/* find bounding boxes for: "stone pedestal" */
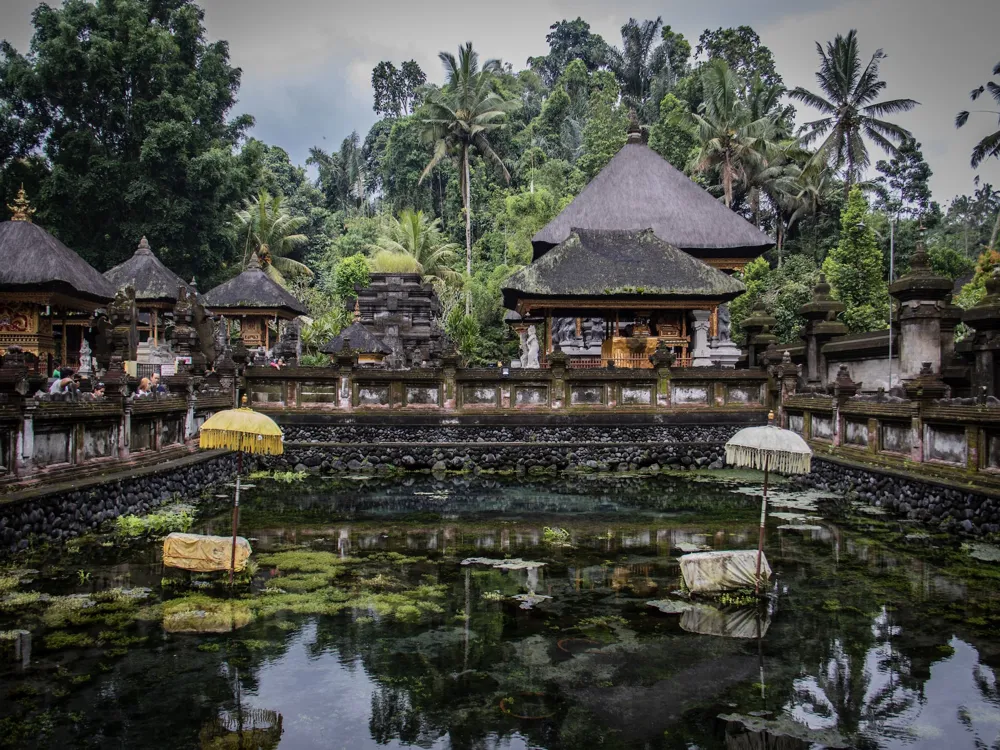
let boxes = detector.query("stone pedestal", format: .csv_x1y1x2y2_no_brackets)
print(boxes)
708,339,741,368
962,269,1000,397
689,310,713,367
799,275,847,386
889,243,952,381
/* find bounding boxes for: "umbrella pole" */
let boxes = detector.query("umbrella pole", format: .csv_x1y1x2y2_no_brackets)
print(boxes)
755,454,770,595
230,451,242,585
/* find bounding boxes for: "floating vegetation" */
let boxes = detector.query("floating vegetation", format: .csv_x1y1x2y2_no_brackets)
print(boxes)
0,592,45,612
257,550,346,573
41,595,96,628
717,590,758,607
249,470,308,483
542,526,572,546
481,591,505,601
162,595,254,633
967,543,1000,562
719,713,849,748
777,524,825,532
115,510,194,538
499,692,557,720
460,558,546,571
43,631,95,650
647,599,691,614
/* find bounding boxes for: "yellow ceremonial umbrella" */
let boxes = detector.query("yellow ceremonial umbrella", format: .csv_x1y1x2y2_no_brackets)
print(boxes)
200,396,283,582
725,411,812,594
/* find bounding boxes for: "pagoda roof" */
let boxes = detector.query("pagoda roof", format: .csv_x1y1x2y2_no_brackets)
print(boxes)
320,321,391,355
503,228,745,311
103,237,196,304
0,219,115,305
203,253,307,317
531,139,773,259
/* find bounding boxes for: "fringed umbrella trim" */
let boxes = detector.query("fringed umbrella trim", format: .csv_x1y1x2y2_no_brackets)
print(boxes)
200,429,284,455
725,444,811,475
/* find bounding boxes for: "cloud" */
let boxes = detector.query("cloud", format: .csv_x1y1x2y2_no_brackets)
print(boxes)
2,0,998,202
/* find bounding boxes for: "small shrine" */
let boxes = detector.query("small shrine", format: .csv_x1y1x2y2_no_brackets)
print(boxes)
353,273,448,368
104,236,198,355
0,187,115,372
502,125,773,368
202,253,307,351
321,303,391,365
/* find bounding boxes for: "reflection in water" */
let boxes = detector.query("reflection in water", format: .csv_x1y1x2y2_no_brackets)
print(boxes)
4,474,1000,749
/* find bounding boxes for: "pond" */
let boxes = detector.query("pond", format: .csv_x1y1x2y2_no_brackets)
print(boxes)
3,471,1000,749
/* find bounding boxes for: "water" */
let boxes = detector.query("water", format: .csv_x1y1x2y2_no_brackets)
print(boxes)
3,472,1000,749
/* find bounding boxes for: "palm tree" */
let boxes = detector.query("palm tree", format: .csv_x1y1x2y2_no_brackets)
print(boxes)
606,18,668,116
789,30,918,197
420,42,517,313
234,190,311,287
368,209,460,289
685,60,780,209
957,61,1000,249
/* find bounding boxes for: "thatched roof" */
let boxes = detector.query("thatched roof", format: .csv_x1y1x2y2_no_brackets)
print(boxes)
320,321,391,354
103,236,195,304
0,220,115,303
202,253,307,316
503,228,745,309
532,139,773,259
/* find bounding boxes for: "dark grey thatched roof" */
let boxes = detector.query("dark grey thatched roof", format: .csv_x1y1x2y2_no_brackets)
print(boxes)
203,253,307,316
532,140,773,258
0,220,115,303
503,228,745,309
103,237,194,303
320,321,391,354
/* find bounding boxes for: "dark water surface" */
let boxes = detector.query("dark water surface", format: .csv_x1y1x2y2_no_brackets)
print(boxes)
3,472,1000,749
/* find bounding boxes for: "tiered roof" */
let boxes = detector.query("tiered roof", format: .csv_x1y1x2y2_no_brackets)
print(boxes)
103,237,196,305
203,253,307,317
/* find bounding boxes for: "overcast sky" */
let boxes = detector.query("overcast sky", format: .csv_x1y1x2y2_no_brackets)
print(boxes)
2,0,998,203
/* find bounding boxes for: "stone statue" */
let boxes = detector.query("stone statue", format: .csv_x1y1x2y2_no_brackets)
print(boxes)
524,326,540,369
78,338,93,376
717,304,731,342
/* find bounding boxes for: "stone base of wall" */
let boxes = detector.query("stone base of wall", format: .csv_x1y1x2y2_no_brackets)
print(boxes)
281,423,739,445
0,454,237,554
268,441,726,475
797,457,1000,536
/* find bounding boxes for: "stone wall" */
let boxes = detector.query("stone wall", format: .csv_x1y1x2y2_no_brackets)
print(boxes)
0,454,237,554
267,441,727,475
280,423,741,445
797,457,999,536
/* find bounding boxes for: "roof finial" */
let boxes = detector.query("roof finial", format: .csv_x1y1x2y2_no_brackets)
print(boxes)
136,236,152,254
353,298,361,322
7,184,35,222
247,252,262,270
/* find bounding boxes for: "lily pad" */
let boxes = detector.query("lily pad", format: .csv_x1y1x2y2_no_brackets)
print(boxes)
461,558,546,571
512,593,552,610
719,713,850,748
968,543,1000,562
646,599,690,614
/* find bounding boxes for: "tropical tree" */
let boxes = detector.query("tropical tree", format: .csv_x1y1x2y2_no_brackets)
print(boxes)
789,30,918,197
368,209,460,289
234,190,311,287
606,17,669,117
957,60,1000,250
685,60,780,208
420,42,518,312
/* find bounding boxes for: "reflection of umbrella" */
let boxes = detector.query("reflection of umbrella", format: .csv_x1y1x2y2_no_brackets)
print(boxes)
200,396,283,582
725,411,812,593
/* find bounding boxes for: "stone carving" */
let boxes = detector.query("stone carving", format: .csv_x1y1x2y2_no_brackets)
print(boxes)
523,326,540,369
717,304,731,341
552,316,603,355
78,339,93,376
167,286,206,373
107,286,138,362
272,319,301,365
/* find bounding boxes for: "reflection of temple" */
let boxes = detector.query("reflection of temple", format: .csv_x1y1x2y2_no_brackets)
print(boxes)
503,125,772,368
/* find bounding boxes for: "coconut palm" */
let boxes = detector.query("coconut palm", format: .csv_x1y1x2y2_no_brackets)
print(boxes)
789,30,918,197
234,190,311,287
685,60,781,209
368,209,460,289
957,61,1000,250
420,42,517,313
606,18,668,116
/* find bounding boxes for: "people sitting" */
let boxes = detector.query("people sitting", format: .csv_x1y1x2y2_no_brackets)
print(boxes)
80,382,106,401
136,377,152,397
269,357,285,370
48,368,77,397
150,372,168,394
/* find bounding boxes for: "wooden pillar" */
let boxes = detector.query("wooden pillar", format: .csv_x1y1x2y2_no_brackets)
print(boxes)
60,315,67,366
546,312,553,355
265,318,271,351
152,310,158,346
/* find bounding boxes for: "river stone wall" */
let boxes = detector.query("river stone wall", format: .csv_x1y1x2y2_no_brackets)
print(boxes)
797,458,1000,537
0,454,238,554
268,441,727,475
280,424,739,445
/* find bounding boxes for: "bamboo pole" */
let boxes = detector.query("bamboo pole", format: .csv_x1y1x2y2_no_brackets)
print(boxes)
755,453,770,595
229,451,242,585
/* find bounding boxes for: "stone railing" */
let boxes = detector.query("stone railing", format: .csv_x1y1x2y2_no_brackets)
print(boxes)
243,363,772,415
0,388,232,486
782,390,1000,492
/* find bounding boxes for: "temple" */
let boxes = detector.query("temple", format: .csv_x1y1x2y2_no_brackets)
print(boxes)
203,253,307,351
503,125,773,368
0,188,115,373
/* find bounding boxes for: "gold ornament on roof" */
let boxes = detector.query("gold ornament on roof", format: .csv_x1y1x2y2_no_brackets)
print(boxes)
7,185,35,222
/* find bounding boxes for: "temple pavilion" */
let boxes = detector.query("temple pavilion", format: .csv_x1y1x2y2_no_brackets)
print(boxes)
503,126,773,368
0,188,115,372
104,236,198,349
203,252,307,350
